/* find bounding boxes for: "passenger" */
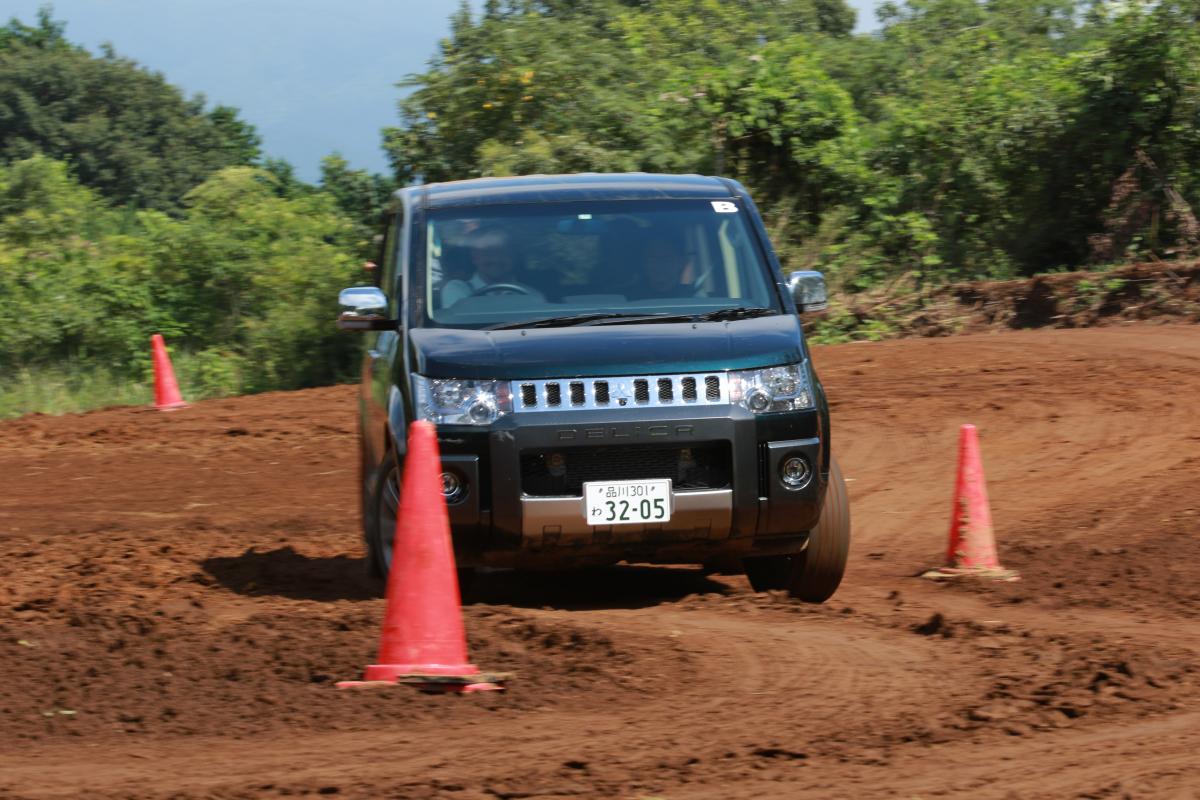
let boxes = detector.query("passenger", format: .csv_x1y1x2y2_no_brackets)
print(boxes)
441,227,545,307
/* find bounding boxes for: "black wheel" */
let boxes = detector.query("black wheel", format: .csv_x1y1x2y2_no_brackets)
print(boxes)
365,448,475,597
787,457,850,602
363,449,399,581
743,457,851,603
359,434,376,572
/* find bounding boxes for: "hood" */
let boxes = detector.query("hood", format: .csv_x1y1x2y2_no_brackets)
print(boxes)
409,315,805,380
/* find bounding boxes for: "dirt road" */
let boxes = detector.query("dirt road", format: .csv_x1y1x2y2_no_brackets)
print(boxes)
1,324,1197,799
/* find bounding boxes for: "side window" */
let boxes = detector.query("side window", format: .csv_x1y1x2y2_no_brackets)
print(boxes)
378,211,403,296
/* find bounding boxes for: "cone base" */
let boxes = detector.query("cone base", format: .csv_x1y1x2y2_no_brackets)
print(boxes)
336,669,508,693
921,565,1020,582
335,680,505,694
154,400,189,411
363,663,479,681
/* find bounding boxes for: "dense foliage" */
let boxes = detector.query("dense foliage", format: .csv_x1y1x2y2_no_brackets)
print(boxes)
4,1,1200,413
387,0,1200,285
0,10,262,211
0,156,361,396
0,11,378,405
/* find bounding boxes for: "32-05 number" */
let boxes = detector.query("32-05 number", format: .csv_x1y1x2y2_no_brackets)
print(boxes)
602,498,667,522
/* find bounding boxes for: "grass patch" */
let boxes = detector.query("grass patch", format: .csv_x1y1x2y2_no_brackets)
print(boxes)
0,364,152,419
0,351,244,420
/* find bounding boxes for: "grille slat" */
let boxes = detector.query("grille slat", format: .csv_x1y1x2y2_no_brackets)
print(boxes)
569,381,585,406
594,381,610,404
681,377,697,401
546,382,562,407
633,379,650,404
705,375,721,401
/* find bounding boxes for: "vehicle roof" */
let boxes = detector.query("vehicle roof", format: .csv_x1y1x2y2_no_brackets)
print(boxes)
407,173,738,209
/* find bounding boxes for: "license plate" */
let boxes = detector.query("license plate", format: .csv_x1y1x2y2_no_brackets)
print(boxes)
584,479,672,525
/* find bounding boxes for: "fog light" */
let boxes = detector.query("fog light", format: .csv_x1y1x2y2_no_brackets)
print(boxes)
780,455,812,490
441,471,464,501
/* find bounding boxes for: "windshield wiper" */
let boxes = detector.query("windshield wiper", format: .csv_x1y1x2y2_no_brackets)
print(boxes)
485,312,686,330
588,307,780,325
580,312,696,326
486,307,778,330
691,307,779,321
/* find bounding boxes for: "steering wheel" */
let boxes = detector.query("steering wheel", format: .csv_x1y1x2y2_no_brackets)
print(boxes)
471,282,536,297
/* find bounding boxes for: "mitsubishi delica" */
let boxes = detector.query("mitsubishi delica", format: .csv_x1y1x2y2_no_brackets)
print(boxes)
337,173,849,602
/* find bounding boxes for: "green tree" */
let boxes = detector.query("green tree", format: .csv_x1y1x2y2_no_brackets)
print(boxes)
319,153,395,254
1051,0,1200,263
384,0,858,183
0,8,261,211
387,0,1200,283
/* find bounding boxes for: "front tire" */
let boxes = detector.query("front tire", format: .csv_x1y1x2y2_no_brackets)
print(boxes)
365,448,475,597
743,457,851,603
363,449,398,581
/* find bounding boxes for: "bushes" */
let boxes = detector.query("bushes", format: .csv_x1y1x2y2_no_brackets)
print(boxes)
0,12,375,416
0,157,361,413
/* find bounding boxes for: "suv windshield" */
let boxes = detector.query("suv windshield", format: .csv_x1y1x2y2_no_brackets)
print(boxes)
418,199,781,329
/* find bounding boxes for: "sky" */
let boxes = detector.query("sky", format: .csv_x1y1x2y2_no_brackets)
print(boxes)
7,0,881,182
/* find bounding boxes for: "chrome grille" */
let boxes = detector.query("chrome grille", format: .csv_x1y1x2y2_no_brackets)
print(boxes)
512,372,730,412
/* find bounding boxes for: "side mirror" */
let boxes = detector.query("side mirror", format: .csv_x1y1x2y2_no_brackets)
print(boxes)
336,286,396,331
787,270,828,315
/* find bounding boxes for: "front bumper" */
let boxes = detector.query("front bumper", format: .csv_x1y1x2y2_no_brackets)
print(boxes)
435,405,826,567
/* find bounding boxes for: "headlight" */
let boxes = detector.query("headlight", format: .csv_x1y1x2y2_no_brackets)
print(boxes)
413,376,513,426
728,363,814,413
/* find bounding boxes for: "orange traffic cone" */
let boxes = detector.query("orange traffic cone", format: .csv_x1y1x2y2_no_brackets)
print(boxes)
922,424,1018,581
338,421,506,693
150,334,188,411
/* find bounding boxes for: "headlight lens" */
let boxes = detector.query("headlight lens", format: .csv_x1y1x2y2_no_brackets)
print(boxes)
728,363,814,413
413,376,512,426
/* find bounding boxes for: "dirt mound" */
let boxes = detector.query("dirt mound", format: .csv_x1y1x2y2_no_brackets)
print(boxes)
956,531,1200,616
821,259,1200,339
906,611,1196,734
0,599,667,746
1,325,1198,798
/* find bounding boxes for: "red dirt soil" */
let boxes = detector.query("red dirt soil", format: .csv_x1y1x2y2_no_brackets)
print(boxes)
1,323,1198,799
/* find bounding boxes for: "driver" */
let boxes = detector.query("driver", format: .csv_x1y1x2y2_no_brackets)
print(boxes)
441,227,545,307
637,236,694,298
